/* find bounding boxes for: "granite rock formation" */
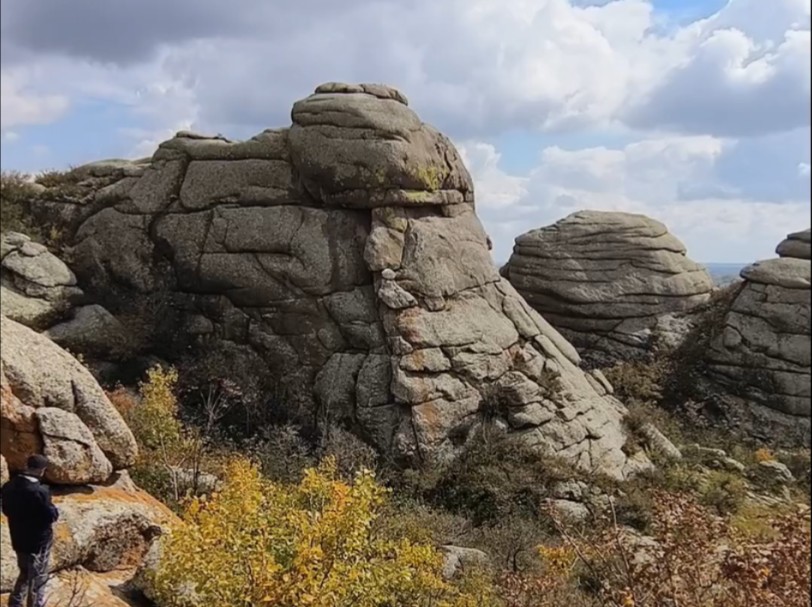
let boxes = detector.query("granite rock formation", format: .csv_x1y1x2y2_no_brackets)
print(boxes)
502,211,714,365
0,232,128,357
0,318,170,605
705,249,811,434
23,83,656,480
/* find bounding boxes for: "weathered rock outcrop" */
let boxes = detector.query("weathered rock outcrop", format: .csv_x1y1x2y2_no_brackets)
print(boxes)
705,253,811,429
776,228,811,260
0,232,82,329
1,315,138,484
502,211,714,364
25,83,654,479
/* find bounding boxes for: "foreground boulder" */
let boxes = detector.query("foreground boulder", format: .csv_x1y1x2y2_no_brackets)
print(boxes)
1,473,173,602
0,315,138,484
24,83,654,479
0,321,169,605
704,250,810,442
502,211,714,364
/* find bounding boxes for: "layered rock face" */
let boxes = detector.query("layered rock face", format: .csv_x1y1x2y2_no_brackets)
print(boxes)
705,248,811,428
502,211,714,364
28,83,650,479
1,232,82,329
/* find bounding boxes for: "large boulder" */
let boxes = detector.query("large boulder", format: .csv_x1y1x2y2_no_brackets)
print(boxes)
25,83,654,479
776,228,810,260
502,211,714,364
0,315,138,483
705,254,811,434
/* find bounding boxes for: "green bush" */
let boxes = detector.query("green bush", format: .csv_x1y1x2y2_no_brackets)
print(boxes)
409,425,583,525
1,170,41,237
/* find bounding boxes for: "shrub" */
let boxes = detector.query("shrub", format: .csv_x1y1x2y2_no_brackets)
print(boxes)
127,366,183,450
603,359,668,408
317,425,380,481
754,447,775,463
175,342,285,437
1,170,42,238
549,491,811,607
699,470,748,516
243,423,315,484
149,457,493,607
418,425,582,525
373,499,471,547
121,365,228,508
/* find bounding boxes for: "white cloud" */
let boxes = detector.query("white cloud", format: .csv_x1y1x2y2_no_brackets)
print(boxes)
0,0,808,264
0,72,68,131
1,0,808,142
458,143,528,209
470,135,809,263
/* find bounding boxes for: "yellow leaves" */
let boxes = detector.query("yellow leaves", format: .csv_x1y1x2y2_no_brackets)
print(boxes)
127,365,183,450
754,447,776,463
150,457,484,607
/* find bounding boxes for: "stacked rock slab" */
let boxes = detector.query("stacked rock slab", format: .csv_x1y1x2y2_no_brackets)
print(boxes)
705,234,811,435
30,83,651,479
502,211,714,365
776,228,811,260
0,232,82,329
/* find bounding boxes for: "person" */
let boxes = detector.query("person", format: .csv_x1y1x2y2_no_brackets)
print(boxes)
1,454,60,607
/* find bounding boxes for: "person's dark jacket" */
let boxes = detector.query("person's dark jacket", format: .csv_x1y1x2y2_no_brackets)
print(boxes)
1,474,60,553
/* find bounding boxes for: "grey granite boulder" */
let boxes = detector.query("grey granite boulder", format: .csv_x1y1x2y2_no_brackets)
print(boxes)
1,315,138,481
502,211,714,364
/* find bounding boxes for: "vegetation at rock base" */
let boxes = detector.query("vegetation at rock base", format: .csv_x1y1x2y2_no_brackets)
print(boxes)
149,457,495,607
106,364,811,607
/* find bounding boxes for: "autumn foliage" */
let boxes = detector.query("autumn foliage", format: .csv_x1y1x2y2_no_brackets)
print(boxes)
496,491,811,607
149,457,493,607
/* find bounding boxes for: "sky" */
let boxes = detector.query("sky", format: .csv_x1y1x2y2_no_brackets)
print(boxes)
0,0,809,264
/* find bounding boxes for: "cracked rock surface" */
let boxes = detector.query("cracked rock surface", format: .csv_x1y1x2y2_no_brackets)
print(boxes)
0,315,138,484
706,252,811,421
26,83,651,479
502,210,714,365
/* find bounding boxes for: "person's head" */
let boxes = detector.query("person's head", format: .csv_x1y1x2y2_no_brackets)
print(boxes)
25,454,49,478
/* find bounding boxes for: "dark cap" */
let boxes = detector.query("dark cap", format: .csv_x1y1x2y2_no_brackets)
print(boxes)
26,454,50,471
